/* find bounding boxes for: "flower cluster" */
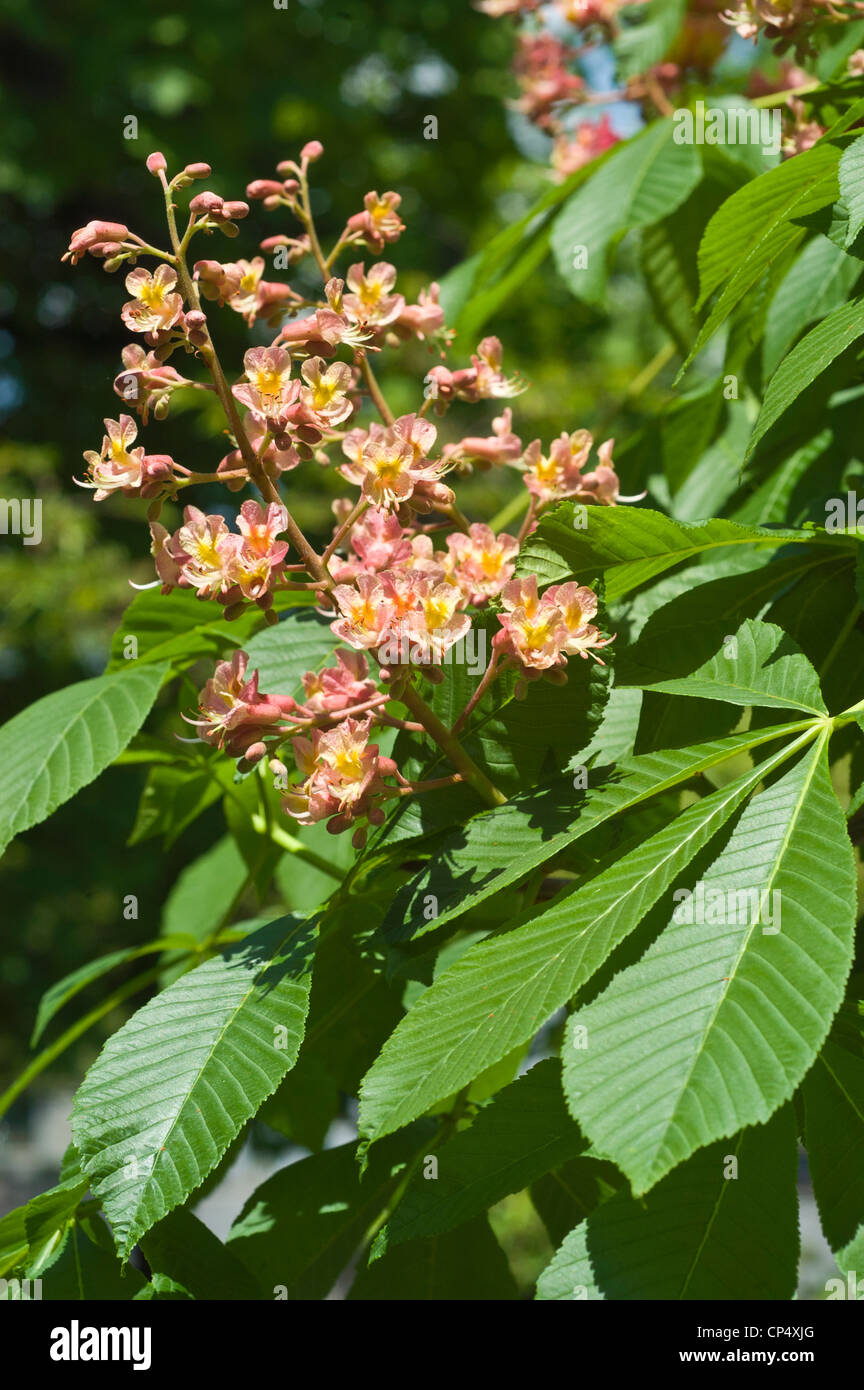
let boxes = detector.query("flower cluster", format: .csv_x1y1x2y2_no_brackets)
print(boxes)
479,0,846,174
63,144,638,834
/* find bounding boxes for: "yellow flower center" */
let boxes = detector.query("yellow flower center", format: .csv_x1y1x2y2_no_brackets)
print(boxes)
139,282,166,309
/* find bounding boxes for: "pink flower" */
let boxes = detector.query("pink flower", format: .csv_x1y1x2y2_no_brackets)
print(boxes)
513,34,584,129
404,581,472,663
331,573,398,649
446,524,519,603
228,501,290,600
327,504,413,581
343,262,405,329
494,575,612,671
121,265,184,341
523,429,593,503
298,650,378,715
171,507,239,598
113,345,189,423
427,338,526,403
189,651,295,755
284,716,397,826
551,116,619,181
232,346,296,421
299,356,355,427
395,283,446,340
442,409,523,469
346,191,405,251
75,415,146,500
340,419,448,510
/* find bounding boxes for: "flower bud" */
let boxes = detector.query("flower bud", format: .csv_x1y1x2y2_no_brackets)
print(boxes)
276,160,299,177
351,824,368,850
184,162,212,179
146,151,167,175
222,200,249,220
154,395,171,421
185,309,207,330
282,179,300,196
264,607,280,627
103,255,125,273
247,179,284,200
301,140,324,162
263,196,283,212
224,601,247,622
241,741,268,767
219,221,240,238
190,191,224,214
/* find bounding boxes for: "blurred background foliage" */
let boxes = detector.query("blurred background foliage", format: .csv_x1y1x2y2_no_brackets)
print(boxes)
0,0,774,1087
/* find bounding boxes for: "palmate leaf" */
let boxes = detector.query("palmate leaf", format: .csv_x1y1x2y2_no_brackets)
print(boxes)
536,1108,798,1301
550,119,701,305
619,618,828,716
0,664,167,860
382,724,812,943
516,503,840,602
360,735,804,1147
71,913,317,1259
747,296,864,461
562,732,856,1194
373,1060,587,1259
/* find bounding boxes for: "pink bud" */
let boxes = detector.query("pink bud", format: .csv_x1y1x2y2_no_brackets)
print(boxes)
146,151,167,175
262,196,283,212
276,160,298,177
189,191,224,214
260,235,290,250
222,200,249,220
185,309,207,329
282,179,300,196
301,141,324,162
247,179,284,199
184,162,212,179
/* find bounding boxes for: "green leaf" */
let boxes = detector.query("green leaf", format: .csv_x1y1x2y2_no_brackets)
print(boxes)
32,935,200,1045
536,1109,799,1300
0,664,166,860
360,737,801,1147
839,130,864,244
383,724,808,942
517,503,835,602
551,120,701,304
34,1217,148,1301
127,760,222,848
161,834,248,945
620,618,828,716
762,234,861,380
350,1217,518,1300
562,733,856,1194
681,142,841,371
71,913,317,1259
697,143,840,307
140,1208,262,1300
104,583,313,673
802,1033,864,1262
243,608,341,698
227,1129,430,1299
373,1060,587,1258
748,296,864,460
0,1174,89,1279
